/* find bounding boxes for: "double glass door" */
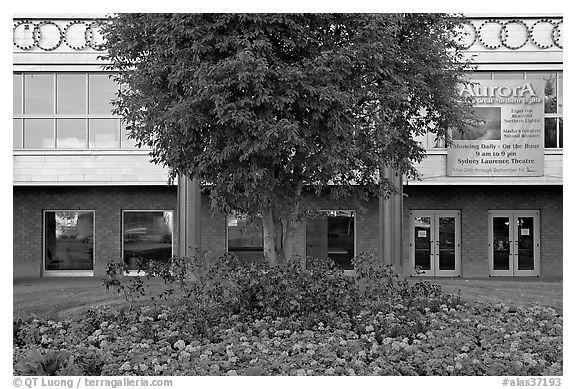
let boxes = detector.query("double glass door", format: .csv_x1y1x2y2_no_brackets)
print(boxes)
409,210,461,276
489,210,540,276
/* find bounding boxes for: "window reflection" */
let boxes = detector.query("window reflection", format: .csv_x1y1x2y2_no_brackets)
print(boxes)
414,216,431,271
89,74,117,114
57,119,87,148
89,119,120,148
24,74,54,114
542,74,557,114
14,72,139,150
44,211,94,271
559,118,563,148
544,118,558,148
306,210,355,270
492,217,510,271
13,74,22,115
24,119,54,149
57,74,86,114
13,119,22,149
123,211,173,270
227,214,264,261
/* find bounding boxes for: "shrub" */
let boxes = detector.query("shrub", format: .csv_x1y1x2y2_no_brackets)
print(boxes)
14,252,562,376
102,259,146,311
13,349,76,376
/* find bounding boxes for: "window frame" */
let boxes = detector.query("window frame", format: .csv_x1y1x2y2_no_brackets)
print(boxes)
121,209,175,276
225,213,264,254
224,210,357,272
314,209,357,274
42,209,95,277
418,70,563,150
13,71,131,150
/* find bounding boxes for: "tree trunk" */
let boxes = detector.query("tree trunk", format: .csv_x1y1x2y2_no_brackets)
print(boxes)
262,209,279,265
261,207,301,266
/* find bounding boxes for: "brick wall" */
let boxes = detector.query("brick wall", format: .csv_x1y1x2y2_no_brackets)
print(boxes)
402,185,563,279
13,185,562,279
13,186,178,278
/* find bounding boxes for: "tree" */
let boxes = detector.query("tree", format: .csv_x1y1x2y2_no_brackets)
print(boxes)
102,13,474,265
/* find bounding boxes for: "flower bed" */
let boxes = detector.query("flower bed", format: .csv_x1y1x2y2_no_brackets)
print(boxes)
13,254,562,376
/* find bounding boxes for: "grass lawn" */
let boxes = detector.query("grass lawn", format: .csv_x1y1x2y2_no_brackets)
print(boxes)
13,275,562,320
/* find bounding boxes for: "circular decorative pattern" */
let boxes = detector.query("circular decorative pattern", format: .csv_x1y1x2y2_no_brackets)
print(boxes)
33,20,63,51
500,19,529,50
13,20,36,50
455,21,477,49
553,20,563,49
15,17,561,52
87,21,106,51
64,20,89,50
478,19,503,49
530,19,555,49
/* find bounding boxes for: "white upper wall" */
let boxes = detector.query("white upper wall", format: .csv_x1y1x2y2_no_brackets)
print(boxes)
12,15,563,186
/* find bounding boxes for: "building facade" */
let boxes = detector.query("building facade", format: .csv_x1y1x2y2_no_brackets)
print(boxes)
13,15,563,279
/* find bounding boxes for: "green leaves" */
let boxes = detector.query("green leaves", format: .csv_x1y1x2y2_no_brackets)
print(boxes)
101,13,474,223
14,253,563,376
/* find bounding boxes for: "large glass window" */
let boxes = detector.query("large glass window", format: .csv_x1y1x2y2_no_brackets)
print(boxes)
467,71,562,149
526,72,563,148
13,72,136,150
13,119,22,149
57,74,86,114
44,211,94,271
420,71,563,150
227,214,264,260
24,74,54,114
306,210,355,270
89,119,120,148
89,74,118,114
57,119,87,148
122,211,174,270
24,119,54,149
13,74,22,115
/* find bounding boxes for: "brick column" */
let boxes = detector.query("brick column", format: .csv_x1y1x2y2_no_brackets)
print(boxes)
177,175,201,257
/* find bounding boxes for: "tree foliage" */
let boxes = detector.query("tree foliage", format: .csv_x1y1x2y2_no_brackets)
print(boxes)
102,13,473,263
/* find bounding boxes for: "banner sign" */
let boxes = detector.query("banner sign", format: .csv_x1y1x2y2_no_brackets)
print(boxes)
447,79,545,176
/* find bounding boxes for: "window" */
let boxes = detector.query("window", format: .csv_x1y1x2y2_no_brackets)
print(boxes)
44,211,94,272
89,74,118,114
24,74,53,114
525,72,563,148
57,119,87,148
13,119,22,149
227,214,264,260
418,71,564,150
122,211,174,271
24,119,54,148
458,71,563,149
89,119,120,148
57,74,86,114
13,72,137,150
306,210,355,270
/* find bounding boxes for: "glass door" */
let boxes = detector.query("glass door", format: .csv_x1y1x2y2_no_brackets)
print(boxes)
411,211,434,276
435,211,461,276
489,211,513,276
513,211,540,276
489,210,540,276
410,210,461,276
